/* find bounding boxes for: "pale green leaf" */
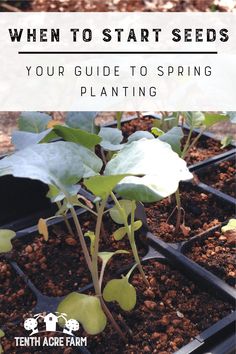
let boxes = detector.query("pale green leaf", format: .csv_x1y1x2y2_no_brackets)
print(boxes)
99,250,129,265
0,142,102,190
83,174,128,199
159,127,184,156
109,200,132,224
221,135,233,149
66,112,98,134
12,129,56,150
185,112,205,129
0,330,4,338
19,112,51,133
222,219,236,233
0,229,15,253
105,139,192,202
113,227,127,240
128,130,154,143
133,220,142,231
99,127,124,151
57,292,107,335
227,111,236,124
53,125,101,149
103,277,136,311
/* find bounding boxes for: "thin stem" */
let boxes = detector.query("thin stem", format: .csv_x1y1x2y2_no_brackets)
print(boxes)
56,201,75,237
92,199,107,292
70,206,92,272
110,192,149,287
100,297,126,341
130,201,149,287
91,198,126,340
181,127,193,159
185,129,205,157
174,188,182,234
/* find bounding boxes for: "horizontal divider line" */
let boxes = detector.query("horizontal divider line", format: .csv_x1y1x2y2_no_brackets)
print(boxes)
18,51,218,55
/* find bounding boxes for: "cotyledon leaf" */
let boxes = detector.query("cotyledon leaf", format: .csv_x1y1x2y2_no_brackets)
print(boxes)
0,230,16,253
103,277,136,311
57,292,107,335
83,174,129,199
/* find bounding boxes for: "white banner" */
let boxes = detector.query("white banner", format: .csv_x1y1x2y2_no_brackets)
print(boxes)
0,12,235,110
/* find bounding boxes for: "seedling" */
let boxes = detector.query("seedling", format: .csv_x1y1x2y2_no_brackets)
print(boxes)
0,113,192,339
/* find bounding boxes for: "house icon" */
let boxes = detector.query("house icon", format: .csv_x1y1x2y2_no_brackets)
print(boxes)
44,313,58,332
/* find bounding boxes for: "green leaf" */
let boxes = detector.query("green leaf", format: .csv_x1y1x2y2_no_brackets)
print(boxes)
133,220,142,231
53,125,101,149
222,219,236,233
185,112,205,129
0,229,15,253
151,127,164,137
47,184,80,203
113,227,127,240
105,139,192,203
66,112,99,134
204,113,228,128
221,135,233,149
0,330,4,338
99,127,124,151
0,142,102,191
18,112,51,133
109,200,132,224
57,292,107,335
103,277,136,311
84,231,95,256
83,174,128,199
99,250,129,265
159,127,184,156
227,111,236,124
128,131,154,143
12,129,56,150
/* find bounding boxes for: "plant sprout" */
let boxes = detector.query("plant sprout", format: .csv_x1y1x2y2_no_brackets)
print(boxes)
0,113,192,339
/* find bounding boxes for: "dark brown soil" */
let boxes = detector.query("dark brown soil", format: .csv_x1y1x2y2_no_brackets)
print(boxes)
121,117,155,139
1,260,233,354
196,157,236,198
87,260,233,353
144,183,235,242
0,260,36,328
11,211,147,297
185,230,236,287
182,130,233,166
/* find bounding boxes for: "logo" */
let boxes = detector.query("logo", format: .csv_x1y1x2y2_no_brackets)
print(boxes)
15,312,87,348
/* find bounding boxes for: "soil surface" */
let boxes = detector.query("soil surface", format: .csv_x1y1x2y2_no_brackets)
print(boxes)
1,259,233,353
87,259,233,353
185,229,236,287
1,0,235,13
0,260,36,332
11,211,147,297
119,118,233,165
196,157,236,198
144,182,235,242
182,130,233,166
